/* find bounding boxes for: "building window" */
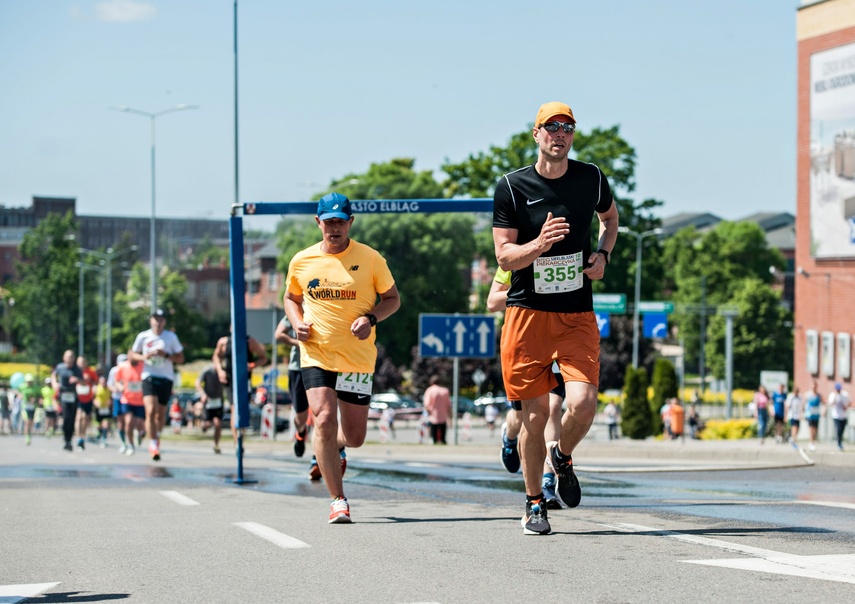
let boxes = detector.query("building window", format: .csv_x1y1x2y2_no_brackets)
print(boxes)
200,282,208,297
218,283,228,298
267,271,281,291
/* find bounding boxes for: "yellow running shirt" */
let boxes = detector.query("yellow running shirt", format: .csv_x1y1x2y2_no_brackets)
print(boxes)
286,239,396,374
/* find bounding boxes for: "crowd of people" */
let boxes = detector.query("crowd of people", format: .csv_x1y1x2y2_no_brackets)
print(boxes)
751,380,853,451
7,99,853,539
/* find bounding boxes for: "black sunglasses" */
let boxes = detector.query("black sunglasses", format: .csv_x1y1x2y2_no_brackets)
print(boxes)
541,121,576,133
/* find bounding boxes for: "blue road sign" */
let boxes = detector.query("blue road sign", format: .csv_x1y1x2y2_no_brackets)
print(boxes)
419,314,496,358
643,313,668,339
595,312,610,337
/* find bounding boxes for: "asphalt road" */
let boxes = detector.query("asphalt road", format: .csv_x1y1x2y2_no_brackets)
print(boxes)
2,430,855,603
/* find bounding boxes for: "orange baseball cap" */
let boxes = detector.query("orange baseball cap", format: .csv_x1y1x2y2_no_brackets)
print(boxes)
534,101,576,127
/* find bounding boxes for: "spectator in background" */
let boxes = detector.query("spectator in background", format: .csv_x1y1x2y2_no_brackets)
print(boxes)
687,404,700,439
604,400,619,440
827,383,852,451
804,380,823,452
423,375,452,445
484,402,499,436
785,385,803,449
771,383,787,444
669,398,684,440
753,385,771,444
659,398,672,439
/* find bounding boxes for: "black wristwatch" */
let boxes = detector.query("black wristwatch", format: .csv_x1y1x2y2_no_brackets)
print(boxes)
597,249,610,265
365,313,378,327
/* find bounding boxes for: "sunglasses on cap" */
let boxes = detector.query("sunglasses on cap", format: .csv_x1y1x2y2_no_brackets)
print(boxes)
541,121,576,134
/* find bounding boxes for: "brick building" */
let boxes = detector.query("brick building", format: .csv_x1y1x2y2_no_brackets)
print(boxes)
795,0,855,392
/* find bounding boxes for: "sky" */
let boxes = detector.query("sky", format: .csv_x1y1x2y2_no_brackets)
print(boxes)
0,0,801,230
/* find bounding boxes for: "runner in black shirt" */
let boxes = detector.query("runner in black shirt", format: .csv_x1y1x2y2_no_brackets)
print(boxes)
493,101,620,535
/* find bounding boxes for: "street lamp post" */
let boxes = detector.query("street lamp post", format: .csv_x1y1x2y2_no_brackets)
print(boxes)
618,226,662,368
80,246,137,366
77,261,105,359
110,104,198,311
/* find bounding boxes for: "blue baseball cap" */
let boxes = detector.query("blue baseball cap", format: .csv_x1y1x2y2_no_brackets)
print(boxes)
317,192,352,221
835,382,842,390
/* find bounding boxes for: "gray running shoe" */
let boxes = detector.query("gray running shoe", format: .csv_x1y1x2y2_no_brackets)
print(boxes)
521,499,551,535
546,441,581,508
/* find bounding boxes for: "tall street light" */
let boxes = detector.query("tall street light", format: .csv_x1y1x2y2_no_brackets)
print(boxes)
77,261,105,358
110,104,198,311
81,246,137,366
618,226,662,368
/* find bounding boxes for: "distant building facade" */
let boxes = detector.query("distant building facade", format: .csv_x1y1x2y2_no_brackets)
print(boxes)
796,0,855,392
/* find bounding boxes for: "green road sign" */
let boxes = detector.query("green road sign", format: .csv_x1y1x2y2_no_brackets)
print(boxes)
593,293,627,313
638,301,675,314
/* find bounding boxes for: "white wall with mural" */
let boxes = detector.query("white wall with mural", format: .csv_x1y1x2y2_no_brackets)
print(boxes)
810,40,855,258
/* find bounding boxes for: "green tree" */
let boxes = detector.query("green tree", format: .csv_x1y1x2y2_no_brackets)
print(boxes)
662,221,785,371
11,212,80,365
650,358,678,435
441,124,667,383
276,158,476,367
705,278,793,389
112,263,208,361
621,366,652,440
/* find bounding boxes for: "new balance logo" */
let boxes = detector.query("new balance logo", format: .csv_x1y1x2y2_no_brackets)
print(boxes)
526,198,544,205
349,265,359,271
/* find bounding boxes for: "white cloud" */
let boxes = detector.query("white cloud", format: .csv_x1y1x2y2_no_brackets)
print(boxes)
95,0,157,23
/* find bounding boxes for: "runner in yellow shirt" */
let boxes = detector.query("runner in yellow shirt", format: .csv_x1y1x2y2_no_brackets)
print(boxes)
284,192,400,524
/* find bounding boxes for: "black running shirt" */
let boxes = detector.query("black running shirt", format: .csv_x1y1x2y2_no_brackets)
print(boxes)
492,161,613,313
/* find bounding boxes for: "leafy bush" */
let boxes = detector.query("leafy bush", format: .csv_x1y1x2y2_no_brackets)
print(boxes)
699,418,756,440
621,366,652,440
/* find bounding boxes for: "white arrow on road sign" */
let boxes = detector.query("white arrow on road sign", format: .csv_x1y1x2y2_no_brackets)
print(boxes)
421,333,444,353
477,321,491,353
453,321,467,353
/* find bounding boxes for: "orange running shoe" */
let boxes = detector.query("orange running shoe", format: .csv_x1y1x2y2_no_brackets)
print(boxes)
328,497,351,524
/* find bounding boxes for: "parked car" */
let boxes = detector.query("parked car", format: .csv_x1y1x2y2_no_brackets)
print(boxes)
369,392,424,422
472,393,509,417
454,396,477,417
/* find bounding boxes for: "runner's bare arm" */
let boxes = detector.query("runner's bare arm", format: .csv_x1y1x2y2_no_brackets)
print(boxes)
284,291,312,342
583,200,620,280
493,212,569,271
351,284,401,340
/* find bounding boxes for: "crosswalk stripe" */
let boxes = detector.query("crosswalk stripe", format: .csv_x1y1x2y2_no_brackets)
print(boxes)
598,522,855,584
234,522,310,549
159,490,200,506
0,582,60,603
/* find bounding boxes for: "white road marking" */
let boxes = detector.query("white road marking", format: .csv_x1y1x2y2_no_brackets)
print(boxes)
234,522,310,549
598,522,855,584
797,500,855,511
0,582,60,603
159,490,200,506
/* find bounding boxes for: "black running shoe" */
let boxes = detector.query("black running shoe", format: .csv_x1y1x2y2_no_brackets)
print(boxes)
546,441,581,508
500,422,521,474
521,499,551,535
294,429,307,458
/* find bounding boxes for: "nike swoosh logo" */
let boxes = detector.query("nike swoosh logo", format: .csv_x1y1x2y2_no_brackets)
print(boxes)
526,198,544,205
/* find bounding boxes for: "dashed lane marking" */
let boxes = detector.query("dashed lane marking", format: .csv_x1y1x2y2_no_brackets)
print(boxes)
598,522,855,584
234,522,310,549
0,582,60,603
159,490,200,506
